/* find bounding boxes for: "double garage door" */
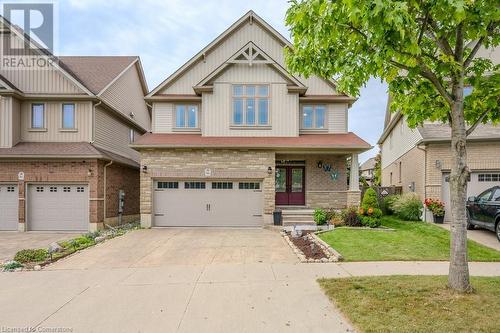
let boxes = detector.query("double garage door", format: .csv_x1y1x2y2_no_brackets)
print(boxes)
26,184,89,231
153,180,263,227
442,172,500,221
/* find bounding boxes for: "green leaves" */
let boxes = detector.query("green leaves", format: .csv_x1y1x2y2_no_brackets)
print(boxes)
285,0,500,128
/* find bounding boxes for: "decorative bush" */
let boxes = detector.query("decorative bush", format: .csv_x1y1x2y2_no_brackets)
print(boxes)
424,198,445,217
358,188,382,227
2,260,23,270
382,195,399,215
14,249,48,263
341,206,362,227
328,209,344,226
393,193,423,221
313,208,328,225
361,188,380,210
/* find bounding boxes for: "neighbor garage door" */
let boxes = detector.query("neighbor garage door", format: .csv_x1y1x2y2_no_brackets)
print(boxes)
27,184,89,231
0,184,18,231
442,171,500,221
153,180,263,227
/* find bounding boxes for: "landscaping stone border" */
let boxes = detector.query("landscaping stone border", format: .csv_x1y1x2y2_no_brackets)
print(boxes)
281,230,342,263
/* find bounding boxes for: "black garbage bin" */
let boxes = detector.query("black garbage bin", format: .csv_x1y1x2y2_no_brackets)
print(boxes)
273,210,282,226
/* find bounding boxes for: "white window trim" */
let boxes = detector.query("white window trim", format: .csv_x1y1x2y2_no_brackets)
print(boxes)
60,103,77,131
231,84,270,127
30,103,46,131
300,104,327,130
173,104,200,131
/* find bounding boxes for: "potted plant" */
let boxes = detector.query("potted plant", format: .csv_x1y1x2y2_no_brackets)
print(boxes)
424,198,445,223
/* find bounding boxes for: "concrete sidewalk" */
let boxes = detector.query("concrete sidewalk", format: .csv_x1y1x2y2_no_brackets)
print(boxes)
2,261,500,333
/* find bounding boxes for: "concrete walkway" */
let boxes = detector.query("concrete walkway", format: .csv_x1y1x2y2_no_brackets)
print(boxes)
437,223,500,251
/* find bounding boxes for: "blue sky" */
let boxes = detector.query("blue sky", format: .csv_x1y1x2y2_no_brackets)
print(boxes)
44,0,387,162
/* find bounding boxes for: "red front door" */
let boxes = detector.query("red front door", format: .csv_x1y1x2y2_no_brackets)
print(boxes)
275,166,305,205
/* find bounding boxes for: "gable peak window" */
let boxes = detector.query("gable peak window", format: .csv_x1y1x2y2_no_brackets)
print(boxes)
62,103,75,129
175,104,199,129
233,84,269,126
31,103,45,129
129,128,135,143
302,105,326,129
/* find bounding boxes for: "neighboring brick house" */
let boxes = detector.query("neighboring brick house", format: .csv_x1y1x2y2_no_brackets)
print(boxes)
132,11,371,228
0,18,150,231
360,157,376,185
379,111,500,222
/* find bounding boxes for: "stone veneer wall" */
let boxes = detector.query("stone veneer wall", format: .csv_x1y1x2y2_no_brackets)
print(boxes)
139,148,275,227
276,154,349,209
0,159,140,231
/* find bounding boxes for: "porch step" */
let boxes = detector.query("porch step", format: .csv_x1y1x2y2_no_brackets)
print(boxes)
280,209,315,226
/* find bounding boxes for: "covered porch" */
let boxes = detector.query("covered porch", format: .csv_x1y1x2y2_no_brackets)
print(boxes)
274,152,362,210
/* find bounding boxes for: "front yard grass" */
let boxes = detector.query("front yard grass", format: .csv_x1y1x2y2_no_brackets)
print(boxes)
318,216,500,261
319,276,500,333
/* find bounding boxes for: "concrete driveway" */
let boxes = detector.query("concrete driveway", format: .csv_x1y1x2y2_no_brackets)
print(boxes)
0,232,81,263
437,224,500,251
0,228,353,333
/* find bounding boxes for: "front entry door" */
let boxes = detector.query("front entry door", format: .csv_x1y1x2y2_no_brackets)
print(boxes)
275,166,305,205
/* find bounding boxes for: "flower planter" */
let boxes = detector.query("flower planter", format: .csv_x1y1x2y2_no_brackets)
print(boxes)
433,214,444,224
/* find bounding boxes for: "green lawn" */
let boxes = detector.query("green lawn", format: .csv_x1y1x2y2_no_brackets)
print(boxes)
319,276,500,333
318,216,500,261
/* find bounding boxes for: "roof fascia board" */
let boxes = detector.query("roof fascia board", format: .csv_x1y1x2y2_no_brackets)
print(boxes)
377,111,402,144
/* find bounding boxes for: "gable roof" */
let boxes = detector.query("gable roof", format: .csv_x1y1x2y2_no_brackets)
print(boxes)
193,41,306,94
418,123,500,142
148,10,346,98
360,157,376,171
58,56,140,95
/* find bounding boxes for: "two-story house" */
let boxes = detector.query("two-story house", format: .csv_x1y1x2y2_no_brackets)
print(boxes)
360,157,376,186
0,18,150,231
132,11,371,227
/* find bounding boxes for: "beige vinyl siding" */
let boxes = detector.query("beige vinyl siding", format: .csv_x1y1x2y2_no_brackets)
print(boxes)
0,96,12,147
152,102,174,133
158,21,335,96
11,97,20,145
20,101,92,142
202,82,298,136
215,63,288,83
381,116,423,169
328,103,348,133
94,107,140,161
0,34,85,95
99,64,150,131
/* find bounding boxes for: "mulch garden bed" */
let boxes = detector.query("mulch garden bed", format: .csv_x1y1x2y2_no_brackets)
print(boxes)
282,230,342,263
288,231,329,260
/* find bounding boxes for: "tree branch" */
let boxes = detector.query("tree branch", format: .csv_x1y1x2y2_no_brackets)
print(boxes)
426,18,454,56
466,109,492,136
464,22,498,68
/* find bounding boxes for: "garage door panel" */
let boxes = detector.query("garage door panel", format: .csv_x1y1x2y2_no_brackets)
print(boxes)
0,185,18,231
28,185,89,231
153,181,263,227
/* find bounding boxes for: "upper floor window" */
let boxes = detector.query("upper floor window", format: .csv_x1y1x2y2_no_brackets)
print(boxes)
175,105,198,129
232,84,269,126
31,103,44,129
302,105,326,129
62,103,75,129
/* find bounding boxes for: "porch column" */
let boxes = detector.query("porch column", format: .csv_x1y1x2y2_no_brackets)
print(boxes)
349,153,360,191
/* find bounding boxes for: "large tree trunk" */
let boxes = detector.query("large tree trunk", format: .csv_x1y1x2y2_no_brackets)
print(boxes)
448,83,472,292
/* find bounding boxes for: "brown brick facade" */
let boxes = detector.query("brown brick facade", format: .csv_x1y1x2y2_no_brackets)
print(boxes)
381,146,425,197
0,159,140,231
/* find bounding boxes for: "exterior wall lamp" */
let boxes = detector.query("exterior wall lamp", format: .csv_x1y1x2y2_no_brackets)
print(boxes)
267,166,273,175
317,161,323,169
142,165,148,173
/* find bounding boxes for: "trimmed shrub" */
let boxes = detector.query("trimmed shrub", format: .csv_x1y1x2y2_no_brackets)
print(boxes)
393,193,423,221
341,206,362,227
2,260,23,270
382,195,399,215
313,208,328,225
328,209,344,226
361,187,380,210
14,249,48,263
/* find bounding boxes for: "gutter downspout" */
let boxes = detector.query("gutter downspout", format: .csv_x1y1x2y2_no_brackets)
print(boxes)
103,160,113,223
416,144,427,222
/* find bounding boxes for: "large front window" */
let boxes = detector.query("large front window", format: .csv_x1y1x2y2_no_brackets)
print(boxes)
175,105,198,129
232,84,269,126
302,105,326,129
